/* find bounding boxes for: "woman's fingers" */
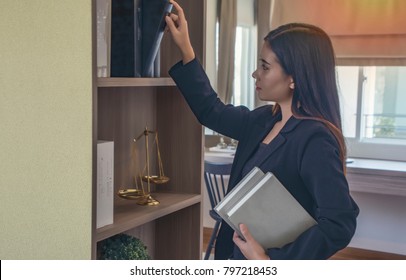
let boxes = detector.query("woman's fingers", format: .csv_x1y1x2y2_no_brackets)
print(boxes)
239,223,253,242
165,0,195,64
233,224,270,260
233,230,245,247
170,0,186,23
165,10,179,33
165,14,176,33
169,13,179,22
233,224,251,246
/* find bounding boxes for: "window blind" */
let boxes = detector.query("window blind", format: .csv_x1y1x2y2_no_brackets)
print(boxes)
269,0,406,65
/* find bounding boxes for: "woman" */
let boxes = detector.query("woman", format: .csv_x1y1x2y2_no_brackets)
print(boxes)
165,0,359,260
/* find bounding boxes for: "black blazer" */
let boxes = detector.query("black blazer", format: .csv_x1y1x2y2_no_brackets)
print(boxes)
169,59,359,260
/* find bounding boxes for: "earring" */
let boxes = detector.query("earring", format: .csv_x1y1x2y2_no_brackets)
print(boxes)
290,83,295,90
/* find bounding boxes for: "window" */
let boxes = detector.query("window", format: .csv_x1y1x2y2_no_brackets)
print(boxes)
205,1,257,136
337,66,406,161
205,24,257,136
233,0,257,109
232,25,257,110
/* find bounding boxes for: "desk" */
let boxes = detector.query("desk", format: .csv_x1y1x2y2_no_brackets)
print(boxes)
205,146,235,163
204,151,406,196
204,151,234,164
344,159,406,255
346,158,406,197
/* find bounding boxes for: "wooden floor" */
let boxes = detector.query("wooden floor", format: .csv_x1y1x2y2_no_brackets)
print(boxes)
203,227,406,260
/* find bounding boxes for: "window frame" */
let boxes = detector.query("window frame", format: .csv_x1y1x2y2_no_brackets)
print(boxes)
339,66,406,161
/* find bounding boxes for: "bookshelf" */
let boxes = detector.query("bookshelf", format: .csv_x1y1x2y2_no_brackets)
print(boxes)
92,0,206,259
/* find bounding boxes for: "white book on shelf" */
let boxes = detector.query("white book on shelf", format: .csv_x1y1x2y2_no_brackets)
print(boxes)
97,141,114,228
223,170,317,249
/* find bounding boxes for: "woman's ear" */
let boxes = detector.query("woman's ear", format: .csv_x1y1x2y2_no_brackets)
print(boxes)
289,77,295,90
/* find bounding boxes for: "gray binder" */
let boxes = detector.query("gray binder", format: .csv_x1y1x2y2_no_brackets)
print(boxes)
218,169,317,249
214,167,264,230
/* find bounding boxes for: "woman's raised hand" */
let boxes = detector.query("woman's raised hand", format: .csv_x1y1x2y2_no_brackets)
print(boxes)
165,0,195,64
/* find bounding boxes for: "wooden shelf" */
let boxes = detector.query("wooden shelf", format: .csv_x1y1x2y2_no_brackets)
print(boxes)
92,0,205,259
95,192,201,242
97,77,176,88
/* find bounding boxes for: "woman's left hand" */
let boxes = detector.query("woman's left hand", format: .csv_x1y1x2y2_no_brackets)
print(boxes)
233,224,270,260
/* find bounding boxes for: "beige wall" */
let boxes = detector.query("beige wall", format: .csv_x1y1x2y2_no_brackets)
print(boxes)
0,1,93,259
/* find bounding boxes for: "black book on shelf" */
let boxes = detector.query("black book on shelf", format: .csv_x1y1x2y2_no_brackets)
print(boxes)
141,0,173,77
110,0,142,77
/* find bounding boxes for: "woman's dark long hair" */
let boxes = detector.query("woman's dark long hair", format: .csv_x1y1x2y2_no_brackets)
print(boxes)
265,23,347,171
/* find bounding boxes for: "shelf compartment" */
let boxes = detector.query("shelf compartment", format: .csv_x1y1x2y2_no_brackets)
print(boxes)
95,192,201,242
97,77,176,88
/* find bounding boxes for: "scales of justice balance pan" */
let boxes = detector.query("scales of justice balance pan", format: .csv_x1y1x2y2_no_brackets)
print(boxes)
117,127,169,206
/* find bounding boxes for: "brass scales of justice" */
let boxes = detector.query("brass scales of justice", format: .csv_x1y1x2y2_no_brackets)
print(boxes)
117,127,169,206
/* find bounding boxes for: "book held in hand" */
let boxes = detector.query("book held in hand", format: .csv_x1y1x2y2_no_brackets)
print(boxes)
214,167,264,230
215,167,317,249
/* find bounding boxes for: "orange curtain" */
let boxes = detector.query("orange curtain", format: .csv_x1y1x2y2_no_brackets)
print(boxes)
269,0,406,65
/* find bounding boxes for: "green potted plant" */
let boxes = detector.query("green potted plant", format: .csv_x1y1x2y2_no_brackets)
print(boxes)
99,233,151,260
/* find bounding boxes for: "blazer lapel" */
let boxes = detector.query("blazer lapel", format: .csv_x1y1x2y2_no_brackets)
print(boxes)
255,134,286,167
256,116,302,167
227,117,279,192
227,113,303,192
236,124,269,169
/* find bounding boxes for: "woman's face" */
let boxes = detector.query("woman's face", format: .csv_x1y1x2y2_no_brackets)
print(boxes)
252,43,293,104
